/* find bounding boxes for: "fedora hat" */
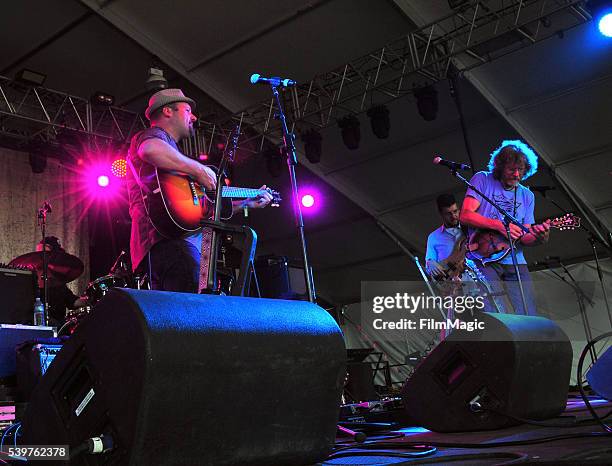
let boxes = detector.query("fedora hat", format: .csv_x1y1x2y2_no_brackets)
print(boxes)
145,88,196,120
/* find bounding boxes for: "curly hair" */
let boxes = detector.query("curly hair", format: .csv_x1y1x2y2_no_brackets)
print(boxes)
487,140,538,181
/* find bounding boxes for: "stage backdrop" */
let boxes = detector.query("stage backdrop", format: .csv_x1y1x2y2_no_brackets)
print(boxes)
0,148,89,295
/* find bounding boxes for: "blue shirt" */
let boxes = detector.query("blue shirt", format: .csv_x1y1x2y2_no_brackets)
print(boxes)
426,225,464,265
465,171,535,265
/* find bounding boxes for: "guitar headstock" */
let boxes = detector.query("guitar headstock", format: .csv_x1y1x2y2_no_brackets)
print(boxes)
265,188,282,207
550,213,581,231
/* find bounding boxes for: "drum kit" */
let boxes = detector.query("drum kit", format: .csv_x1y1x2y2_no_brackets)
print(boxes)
8,249,133,335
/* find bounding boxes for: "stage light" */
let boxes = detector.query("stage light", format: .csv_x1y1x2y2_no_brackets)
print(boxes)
599,12,612,36
367,105,390,139
16,69,46,86
301,194,315,208
414,84,438,121
91,91,115,106
337,115,360,150
145,67,168,91
111,158,127,178
588,0,612,37
97,175,110,187
301,129,322,163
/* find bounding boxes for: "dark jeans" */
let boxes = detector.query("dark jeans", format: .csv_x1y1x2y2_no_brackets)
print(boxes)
146,239,200,292
478,263,537,316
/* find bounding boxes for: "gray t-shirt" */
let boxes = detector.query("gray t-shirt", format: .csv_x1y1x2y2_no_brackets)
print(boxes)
465,171,535,265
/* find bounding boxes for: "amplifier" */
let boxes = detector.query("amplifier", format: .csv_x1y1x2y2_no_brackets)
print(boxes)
0,325,54,378
253,256,308,300
0,266,36,324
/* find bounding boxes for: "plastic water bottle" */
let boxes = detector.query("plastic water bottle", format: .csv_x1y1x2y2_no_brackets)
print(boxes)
33,297,45,326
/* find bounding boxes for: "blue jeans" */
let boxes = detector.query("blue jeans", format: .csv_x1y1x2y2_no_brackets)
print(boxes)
146,239,200,292
478,263,537,316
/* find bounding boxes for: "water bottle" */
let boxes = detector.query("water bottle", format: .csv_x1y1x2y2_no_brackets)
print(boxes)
33,297,45,326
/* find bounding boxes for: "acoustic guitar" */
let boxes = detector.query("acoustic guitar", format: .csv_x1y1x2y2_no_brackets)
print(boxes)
140,168,281,238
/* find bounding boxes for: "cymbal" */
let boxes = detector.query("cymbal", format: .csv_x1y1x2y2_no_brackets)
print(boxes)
9,250,84,285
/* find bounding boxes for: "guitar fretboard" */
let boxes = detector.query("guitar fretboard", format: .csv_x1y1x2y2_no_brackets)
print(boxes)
205,187,264,199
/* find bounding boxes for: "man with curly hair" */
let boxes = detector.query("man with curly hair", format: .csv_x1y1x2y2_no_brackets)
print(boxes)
460,140,550,315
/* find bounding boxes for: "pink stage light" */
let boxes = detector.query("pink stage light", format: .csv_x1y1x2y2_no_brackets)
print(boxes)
301,194,315,208
111,158,127,178
97,175,110,187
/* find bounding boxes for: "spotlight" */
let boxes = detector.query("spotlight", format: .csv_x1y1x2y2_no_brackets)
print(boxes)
264,146,284,177
97,175,110,187
111,158,127,178
588,0,612,37
337,115,360,150
91,91,115,106
301,194,315,208
145,67,168,91
301,129,322,163
414,84,438,121
16,69,46,86
599,11,612,37
366,105,390,139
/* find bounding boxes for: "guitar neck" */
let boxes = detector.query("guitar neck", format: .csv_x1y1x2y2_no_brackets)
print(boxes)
219,186,264,199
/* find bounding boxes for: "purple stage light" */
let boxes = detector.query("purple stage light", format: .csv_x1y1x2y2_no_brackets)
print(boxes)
301,194,315,208
97,175,110,187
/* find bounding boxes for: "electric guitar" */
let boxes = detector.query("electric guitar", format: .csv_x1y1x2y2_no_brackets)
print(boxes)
140,168,281,238
467,213,580,266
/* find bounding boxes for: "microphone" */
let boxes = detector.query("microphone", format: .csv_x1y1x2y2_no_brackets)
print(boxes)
250,73,296,87
433,156,471,171
530,185,556,194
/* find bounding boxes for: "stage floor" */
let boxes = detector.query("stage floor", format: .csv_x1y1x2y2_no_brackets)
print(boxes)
326,395,612,465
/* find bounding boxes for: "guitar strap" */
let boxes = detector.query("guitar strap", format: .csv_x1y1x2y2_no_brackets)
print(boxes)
198,226,214,293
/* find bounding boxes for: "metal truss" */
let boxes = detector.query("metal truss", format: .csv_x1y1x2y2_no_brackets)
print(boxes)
213,0,589,148
0,74,243,159
0,75,147,151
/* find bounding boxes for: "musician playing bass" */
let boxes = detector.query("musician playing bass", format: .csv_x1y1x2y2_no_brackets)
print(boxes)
460,140,550,316
126,89,272,292
425,193,470,281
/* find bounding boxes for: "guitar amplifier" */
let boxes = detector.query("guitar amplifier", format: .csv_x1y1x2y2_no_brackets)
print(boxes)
252,256,308,300
0,265,36,324
0,325,55,378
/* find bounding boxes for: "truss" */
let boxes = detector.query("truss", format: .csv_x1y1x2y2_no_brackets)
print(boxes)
0,75,149,151
212,0,589,148
0,1,591,157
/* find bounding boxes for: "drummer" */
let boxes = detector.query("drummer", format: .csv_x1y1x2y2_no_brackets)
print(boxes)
36,236,88,324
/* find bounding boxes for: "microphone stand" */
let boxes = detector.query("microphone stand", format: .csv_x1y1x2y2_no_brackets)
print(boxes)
375,221,446,321
450,169,530,315
544,261,598,362
588,235,612,330
205,125,240,293
267,83,316,302
36,203,51,326
536,190,612,328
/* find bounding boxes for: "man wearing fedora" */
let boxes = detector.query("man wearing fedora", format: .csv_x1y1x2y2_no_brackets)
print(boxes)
126,88,272,292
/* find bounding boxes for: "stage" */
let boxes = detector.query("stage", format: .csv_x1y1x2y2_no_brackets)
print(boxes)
328,395,612,465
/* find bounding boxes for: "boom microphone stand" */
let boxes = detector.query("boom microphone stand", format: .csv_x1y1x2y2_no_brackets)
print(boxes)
535,189,612,328
264,79,316,302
